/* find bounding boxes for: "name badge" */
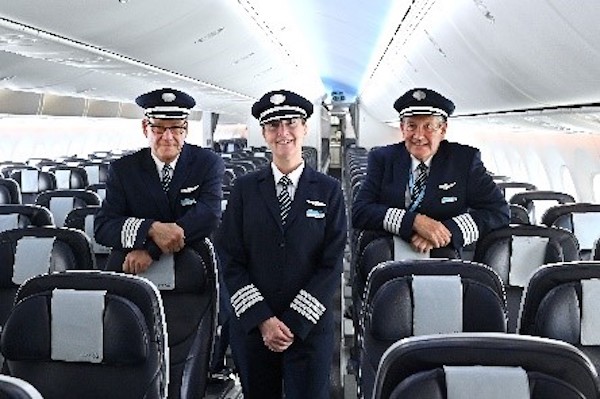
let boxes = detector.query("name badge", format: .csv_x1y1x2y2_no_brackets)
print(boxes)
181,198,197,206
306,209,325,219
441,196,457,204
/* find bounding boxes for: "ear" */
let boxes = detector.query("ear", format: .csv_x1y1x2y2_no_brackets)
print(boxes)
141,120,150,138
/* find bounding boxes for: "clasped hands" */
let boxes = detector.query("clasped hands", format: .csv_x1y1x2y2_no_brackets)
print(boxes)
259,316,294,353
410,214,452,253
122,221,185,274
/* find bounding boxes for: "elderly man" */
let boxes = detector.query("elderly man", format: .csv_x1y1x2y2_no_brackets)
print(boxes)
352,87,509,255
95,87,224,273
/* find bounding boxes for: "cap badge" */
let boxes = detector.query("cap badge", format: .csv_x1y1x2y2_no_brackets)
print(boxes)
270,94,286,105
413,90,426,101
162,92,176,102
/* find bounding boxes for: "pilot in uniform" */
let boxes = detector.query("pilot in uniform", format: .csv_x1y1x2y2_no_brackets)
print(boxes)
95,87,224,272
217,90,347,399
352,88,509,255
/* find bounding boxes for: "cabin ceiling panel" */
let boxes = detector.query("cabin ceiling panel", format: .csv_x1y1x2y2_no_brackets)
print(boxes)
360,0,600,125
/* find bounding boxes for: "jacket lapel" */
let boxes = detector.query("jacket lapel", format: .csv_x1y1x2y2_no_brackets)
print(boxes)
395,144,412,208
257,168,283,227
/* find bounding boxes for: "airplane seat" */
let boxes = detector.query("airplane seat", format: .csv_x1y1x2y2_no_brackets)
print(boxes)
0,375,44,399
47,166,88,190
472,224,580,332
0,205,54,234
496,182,538,202
104,238,218,399
594,239,600,261
0,226,96,340
518,261,600,372
1,165,37,179
352,233,459,327
0,178,22,205
34,189,101,227
9,170,56,205
63,206,110,270
372,333,600,399
79,162,109,185
510,203,532,225
509,190,575,225
358,259,507,399
0,271,168,399
85,183,107,202
540,203,600,260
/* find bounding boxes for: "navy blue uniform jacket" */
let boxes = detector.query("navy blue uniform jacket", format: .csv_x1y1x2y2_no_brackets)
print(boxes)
352,140,509,250
219,165,346,340
95,143,224,257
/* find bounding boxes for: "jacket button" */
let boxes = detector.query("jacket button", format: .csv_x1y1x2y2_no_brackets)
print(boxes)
279,242,285,248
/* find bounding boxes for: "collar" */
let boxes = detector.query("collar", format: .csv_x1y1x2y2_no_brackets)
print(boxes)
410,155,432,173
271,161,305,186
151,152,179,175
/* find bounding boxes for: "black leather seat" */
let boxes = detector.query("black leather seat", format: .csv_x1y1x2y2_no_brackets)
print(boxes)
64,206,109,270
0,178,22,204
472,224,580,332
35,189,101,227
541,203,600,260
510,203,532,225
104,238,218,399
509,190,575,224
0,226,95,329
0,375,43,399
358,259,507,399
0,271,168,399
519,261,600,372
48,166,89,189
0,205,54,234
8,170,56,205
372,333,600,399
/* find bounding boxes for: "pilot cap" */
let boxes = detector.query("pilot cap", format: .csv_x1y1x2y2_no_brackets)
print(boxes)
393,88,455,119
251,89,314,125
135,88,196,119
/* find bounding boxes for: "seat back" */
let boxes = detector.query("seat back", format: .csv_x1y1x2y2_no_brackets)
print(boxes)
0,271,168,399
350,232,458,356
473,224,579,332
0,226,96,328
510,204,532,225
509,190,575,225
373,333,600,399
519,261,600,372
0,205,54,234
0,178,22,204
64,206,110,270
358,259,507,399
541,203,600,259
0,375,44,399
104,238,218,399
48,166,89,189
9,170,56,204
496,181,537,202
35,189,101,227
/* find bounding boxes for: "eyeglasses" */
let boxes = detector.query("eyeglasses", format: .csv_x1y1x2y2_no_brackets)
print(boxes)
147,122,187,135
402,121,444,133
263,118,303,133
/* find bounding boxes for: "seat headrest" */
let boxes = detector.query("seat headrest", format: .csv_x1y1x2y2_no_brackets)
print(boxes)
1,290,149,364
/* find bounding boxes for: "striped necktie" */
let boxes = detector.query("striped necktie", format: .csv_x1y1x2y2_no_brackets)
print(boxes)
161,164,173,192
411,162,428,204
278,175,292,225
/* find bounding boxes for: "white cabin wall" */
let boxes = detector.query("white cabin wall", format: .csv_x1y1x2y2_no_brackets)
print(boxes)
356,103,399,148
452,125,600,203
0,116,206,162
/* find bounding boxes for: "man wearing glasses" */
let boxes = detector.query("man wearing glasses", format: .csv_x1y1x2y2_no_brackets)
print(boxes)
95,87,224,274
352,87,509,256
